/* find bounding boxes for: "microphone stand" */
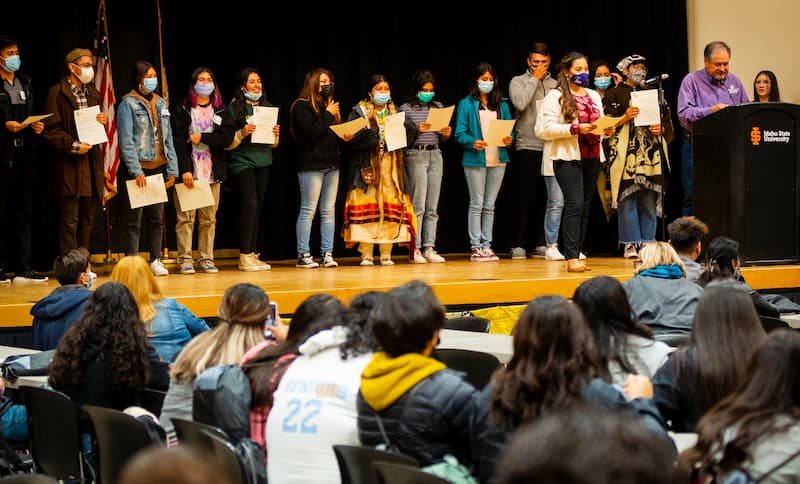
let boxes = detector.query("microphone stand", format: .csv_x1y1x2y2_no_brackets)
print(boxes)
655,77,667,241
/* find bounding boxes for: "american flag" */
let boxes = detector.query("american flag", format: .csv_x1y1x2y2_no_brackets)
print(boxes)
94,0,119,205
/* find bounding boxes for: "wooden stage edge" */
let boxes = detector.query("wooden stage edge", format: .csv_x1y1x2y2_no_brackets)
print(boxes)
1,253,799,328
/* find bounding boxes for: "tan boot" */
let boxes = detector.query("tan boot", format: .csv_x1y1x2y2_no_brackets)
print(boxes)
238,253,260,271
567,258,586,273
252,253,271,271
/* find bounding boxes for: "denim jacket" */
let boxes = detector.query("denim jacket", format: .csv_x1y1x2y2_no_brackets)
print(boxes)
147,297,209,363
117,90,178,178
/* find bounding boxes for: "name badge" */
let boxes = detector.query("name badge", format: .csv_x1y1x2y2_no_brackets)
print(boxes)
19,91,26,101
213,114,222,125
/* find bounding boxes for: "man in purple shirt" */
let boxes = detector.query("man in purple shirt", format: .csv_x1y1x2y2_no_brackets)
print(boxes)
677,41,749,215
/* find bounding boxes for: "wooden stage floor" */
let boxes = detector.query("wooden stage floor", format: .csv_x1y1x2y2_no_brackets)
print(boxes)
1,253,799,328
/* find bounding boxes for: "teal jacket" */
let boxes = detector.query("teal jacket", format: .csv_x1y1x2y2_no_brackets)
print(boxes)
454,95,514,167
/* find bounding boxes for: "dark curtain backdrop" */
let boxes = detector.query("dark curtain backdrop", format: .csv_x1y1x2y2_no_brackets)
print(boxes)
7,2,688,268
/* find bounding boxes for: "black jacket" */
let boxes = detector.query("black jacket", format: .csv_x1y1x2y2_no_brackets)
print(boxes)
290,98,341,172
169,99,235,182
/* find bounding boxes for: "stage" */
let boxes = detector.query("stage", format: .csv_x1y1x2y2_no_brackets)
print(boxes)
1,253,799,330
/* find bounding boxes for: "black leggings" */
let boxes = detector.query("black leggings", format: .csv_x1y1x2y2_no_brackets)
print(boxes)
554,158,600,260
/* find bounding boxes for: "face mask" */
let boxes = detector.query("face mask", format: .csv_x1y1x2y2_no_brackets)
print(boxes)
372,92,391,105
85,271,97,290
76,66,94,84
593,77,612,90
417,91,435,103
629,68,647,85
194,82,215,97
320,84,332,98
142,77,158,93
570,73,590,87
2,55,20,73
478,80,494,94
244,90,262,101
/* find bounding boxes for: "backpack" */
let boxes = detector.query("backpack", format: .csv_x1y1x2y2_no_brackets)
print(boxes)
0,349,55,383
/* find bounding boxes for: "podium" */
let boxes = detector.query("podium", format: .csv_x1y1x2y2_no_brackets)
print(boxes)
693,102,800,265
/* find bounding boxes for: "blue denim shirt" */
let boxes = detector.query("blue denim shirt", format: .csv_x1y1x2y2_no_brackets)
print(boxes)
148,297,209,363
117,90,178,177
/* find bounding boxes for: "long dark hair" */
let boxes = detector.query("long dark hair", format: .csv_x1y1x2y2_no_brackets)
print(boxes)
490,295,601,429
187,66,224,109
753,70,780,102
697,236,740,287
468,61,503,112
572,276,654,380
556,51,588,122
230,67,268,105
339,290,384,360
404,69,440,108
290,67,339,138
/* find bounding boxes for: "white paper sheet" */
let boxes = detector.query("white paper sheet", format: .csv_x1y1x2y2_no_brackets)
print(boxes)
174,180,215,211
250,106,279,144
329,117,367,139
74,106,108,145
20,113,52,126
125,174,168,209
630,90,661,127
425,105,455,132
384,111,408,152
485,119,516,147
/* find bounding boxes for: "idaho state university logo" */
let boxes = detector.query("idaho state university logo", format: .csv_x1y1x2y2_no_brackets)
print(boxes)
750,126,761,146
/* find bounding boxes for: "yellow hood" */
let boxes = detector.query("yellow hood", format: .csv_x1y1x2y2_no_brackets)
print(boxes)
360,352,446,411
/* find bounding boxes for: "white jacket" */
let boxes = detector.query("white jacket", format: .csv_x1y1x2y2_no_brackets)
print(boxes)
535,88,606,176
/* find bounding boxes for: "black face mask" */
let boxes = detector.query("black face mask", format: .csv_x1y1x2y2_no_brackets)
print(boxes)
320,85,332,98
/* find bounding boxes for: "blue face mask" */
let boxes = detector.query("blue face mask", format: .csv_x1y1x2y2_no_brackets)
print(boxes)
372,92,391,105
593,77,612,90
417,91,435,103
2,55,20,73
194,82,215,97
570,72,590,87
478,80,494,94
142,77,158,93
244,90,262,101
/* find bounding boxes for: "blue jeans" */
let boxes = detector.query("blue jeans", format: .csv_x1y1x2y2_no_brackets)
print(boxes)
464,165,506,249
296,168,339,255
543,175,564,247
681,141,693,215
406,148,443,249
617,188,658,244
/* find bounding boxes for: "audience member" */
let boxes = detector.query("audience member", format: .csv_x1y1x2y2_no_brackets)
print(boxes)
667,215,709,282
158,283,273,444
41,47,108,255
753,70,780,102
678,330,800,483
652,279,767,432
357,280,477,468
623,241,704,337
30,248,94,350
572,275,674,387
116,60,178,276
678,41,749,215
399,69,451,264
225,67,280,272
266,291,384,483
170,66,234,275
0,36,47,283
110,255,209,363
290,67,342,269
118,444,231,484
494,405,677,484
507,43,557,260
455,61,514,262
0,374,27,443
342,73,418,266
469,294,669,483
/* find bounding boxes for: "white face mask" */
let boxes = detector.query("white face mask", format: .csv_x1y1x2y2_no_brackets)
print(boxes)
73,64,94,84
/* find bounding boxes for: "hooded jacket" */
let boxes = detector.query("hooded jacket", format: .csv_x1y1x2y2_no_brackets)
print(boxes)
30,284,91,350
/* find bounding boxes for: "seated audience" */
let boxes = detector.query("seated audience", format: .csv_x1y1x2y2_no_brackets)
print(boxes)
678,329,800,483
572,275,674,387
266,291,385,484
0,375,27,443
623,241,704,337
652,279,767,432
119,444,230,484
494,405,678,484
30,248,95,350
110,255,209,363
667,215,709,283
470,294,670,483
357,280,478,468
158,283,274,444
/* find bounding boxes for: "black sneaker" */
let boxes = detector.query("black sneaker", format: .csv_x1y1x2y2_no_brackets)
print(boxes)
295,253,319,269
12,270,49,283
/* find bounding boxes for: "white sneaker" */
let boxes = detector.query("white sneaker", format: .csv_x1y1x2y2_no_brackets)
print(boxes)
380,257,395,266
179,260,195,274
321,252,338,268
510,247,527,260
412,249,427,264
295,253,319,269
579,252,587,260
150,259,169,276
484,247,500,261
532,246,548,258
423,247,445,263
544,246,565,261
624,243,639,259
360,257,374,266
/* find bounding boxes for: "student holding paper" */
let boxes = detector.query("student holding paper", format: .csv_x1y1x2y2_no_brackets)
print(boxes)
42,48,107,256
399,69,451,264
116,60,178,276
225,67,280,272
341,73,418,266
604,54,673,260
170,66,234,275
454,61,513,262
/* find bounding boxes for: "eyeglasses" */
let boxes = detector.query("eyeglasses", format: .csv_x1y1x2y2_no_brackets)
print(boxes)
755,80,771,85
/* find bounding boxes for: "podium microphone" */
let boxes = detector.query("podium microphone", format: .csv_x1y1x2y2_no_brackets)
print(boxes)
639,73,669,88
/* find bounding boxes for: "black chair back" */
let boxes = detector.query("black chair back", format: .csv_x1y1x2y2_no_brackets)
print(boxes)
443,317,491,333
19,386,91,482
432,348,501,390
82,405,162,484
202,430,246,484
171,418,229,455
332,444,417,484
137,388,167,416
759,315,793,333
373,461,449,484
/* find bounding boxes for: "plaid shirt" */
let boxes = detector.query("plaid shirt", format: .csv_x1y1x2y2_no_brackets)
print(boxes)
69,80,89,155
